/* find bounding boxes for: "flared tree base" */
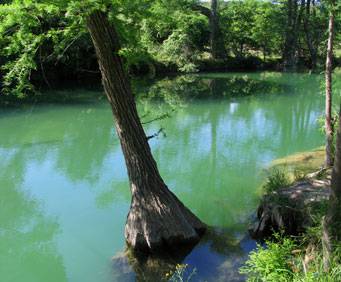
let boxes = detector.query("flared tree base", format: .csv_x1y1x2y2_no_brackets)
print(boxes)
125,183,206,252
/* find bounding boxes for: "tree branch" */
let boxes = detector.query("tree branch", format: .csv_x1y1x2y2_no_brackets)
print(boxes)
191,4,211,18
147,128,166,140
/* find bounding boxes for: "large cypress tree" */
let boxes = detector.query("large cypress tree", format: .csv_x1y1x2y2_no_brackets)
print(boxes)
86,10,206,252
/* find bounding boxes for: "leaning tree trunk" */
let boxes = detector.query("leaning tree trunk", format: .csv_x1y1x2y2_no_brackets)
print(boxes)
86,11,206,252
325,5,335,167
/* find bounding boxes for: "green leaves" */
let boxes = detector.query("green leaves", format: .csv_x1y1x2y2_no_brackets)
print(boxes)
1,0,340,97
0,0,88,96
240,235,297,282
0,2,61,96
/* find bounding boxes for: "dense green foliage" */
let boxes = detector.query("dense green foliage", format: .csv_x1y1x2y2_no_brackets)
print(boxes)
240,234,341,282
0,0,340,97
240,234,297,281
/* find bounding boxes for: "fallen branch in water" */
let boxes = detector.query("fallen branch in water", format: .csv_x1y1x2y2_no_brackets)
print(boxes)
142,112,172,125
147,128,166,140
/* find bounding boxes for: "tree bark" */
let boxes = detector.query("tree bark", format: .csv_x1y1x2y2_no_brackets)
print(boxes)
86,11,206,252
303,0,317,70
325,5,335,167
329,104,341,235
283,0,305,70
192,0,226,60
323,103,341,270
209,0,226,60
283,0,296,70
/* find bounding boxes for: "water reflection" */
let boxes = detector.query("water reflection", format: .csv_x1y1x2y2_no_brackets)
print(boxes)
0,149,67,282
111,227,254,282
137,73,289,102
0,72,324,281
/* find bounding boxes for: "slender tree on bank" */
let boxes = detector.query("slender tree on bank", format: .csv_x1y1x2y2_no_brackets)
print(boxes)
303,0,318,69
325,0,335,167
329,104,341,236
329,104,341,237
322,1,337,269
86,10,206,252
209,0,226,60
323,103,341,270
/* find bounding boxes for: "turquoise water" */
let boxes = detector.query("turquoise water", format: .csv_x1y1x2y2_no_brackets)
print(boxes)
0,72,325,281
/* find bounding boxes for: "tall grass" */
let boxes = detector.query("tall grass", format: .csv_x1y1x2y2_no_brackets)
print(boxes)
263,168,291,193
240,233,341,282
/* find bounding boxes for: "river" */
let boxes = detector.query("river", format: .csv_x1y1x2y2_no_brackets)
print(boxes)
0,72,326,281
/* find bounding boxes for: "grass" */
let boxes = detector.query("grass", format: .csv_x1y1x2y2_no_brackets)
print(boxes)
271,147,325,176
262,168,292,193
240,231,341,282
258,147,325,195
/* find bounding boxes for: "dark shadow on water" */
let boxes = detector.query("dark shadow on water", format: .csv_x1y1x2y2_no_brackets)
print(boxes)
112,227,257,282
0,85,104,108
0,72,294,109
137,73,291,105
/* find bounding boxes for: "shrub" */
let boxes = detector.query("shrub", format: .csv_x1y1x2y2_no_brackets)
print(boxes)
240,234,296,282
263,168,291,193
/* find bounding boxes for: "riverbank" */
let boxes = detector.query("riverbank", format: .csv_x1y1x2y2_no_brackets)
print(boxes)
243,148,341,281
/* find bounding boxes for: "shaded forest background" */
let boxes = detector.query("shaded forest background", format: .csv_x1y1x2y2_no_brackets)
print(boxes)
0,0,340,98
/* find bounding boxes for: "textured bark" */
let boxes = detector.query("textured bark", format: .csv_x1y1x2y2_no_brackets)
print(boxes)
323,104,341,270
322,216,332,271
331,105,341,218
325,8,335,167
328,104,341,237
323,3,339,262
86,11,205,252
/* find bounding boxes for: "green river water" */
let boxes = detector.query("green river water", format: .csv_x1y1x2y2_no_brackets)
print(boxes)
0,72,327,281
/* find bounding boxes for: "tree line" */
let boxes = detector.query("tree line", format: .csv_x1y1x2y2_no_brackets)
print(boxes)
0,0,340,97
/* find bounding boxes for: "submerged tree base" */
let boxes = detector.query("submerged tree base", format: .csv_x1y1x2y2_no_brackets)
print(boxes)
125,183,206,252
112,243,197,281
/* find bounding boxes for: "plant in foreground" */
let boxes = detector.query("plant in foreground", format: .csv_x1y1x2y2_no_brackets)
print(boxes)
166,264,197,282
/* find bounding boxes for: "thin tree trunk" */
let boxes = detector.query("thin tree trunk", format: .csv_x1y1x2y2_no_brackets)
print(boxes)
303,0,317,70
210,0,226,60
329,104,341,234
283,0,296,70
283,0,305,71
323,103,341,270
323,3,337,267
325,6,335,167
86,11,206,252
